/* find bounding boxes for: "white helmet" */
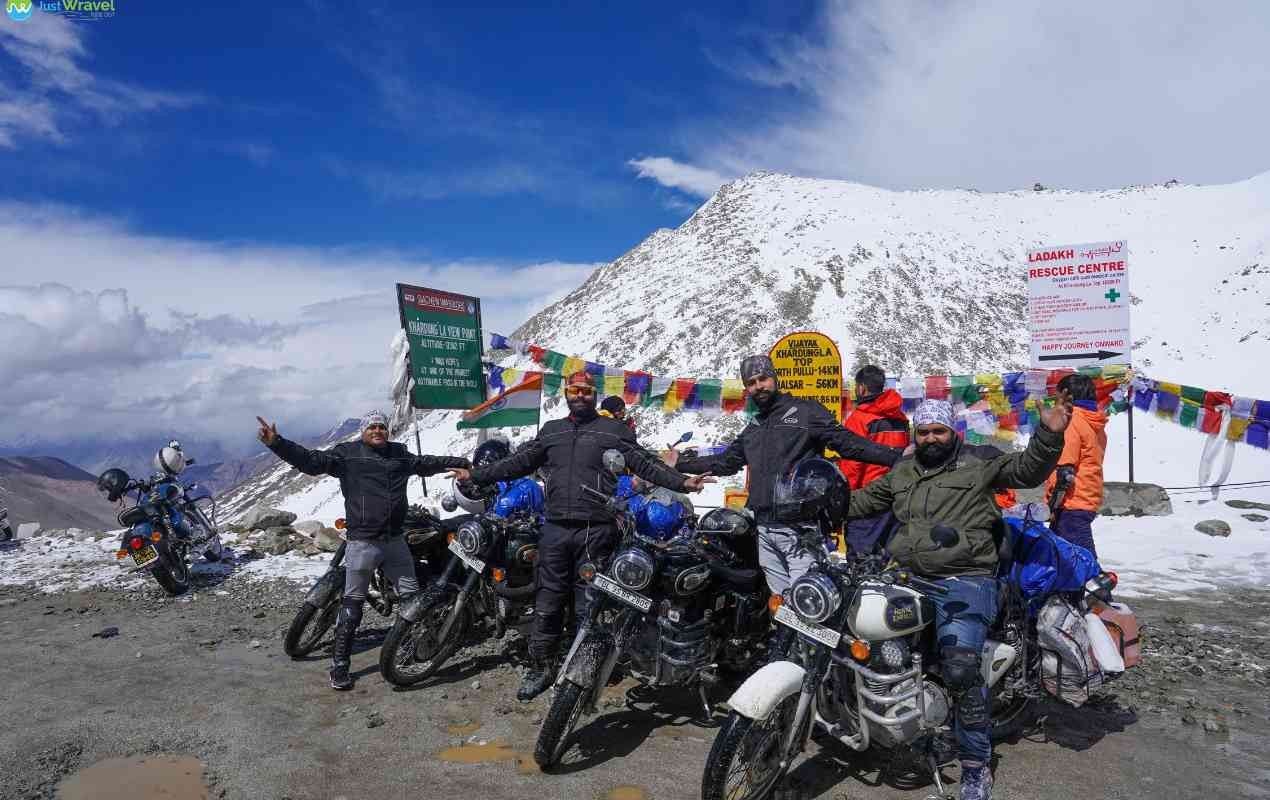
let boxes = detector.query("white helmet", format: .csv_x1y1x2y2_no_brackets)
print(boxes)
450,476,489,515
154,440,186,475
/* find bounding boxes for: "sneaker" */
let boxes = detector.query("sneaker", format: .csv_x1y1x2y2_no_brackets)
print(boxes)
959,761,993,800
329,663,353,691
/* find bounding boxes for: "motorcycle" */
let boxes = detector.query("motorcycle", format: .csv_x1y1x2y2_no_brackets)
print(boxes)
283,504,451,658
533,451,770,770
107,466,223,596
700,521,1118,800
377,478,545,686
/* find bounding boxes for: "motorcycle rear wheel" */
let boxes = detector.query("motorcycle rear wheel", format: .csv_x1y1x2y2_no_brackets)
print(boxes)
534,679,588,770
150,544,190,596
379,596,473,686
701,695,799,800
284,598,340,658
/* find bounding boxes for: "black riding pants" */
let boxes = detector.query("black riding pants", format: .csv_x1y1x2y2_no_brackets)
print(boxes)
532,520,620,656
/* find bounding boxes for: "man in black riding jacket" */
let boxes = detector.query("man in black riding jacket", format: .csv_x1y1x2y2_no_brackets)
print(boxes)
257,410,470,690
448,371,713,701
672,355,902,595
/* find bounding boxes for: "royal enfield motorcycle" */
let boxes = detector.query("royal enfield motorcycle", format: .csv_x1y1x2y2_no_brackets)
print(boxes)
700,522,1119,800
105,468,223,596
377,479,545,686
534,453,771,770
283,505,450,658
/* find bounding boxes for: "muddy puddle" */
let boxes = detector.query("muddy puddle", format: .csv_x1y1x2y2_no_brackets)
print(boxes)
438,739,540,775
56,754,208,800
445,718,483,736
602,786,651,800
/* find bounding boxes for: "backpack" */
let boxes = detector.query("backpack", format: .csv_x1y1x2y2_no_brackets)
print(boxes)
1036,594,1106,706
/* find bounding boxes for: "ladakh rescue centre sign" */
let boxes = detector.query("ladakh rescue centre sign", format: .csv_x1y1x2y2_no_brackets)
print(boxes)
1025,241,1131,369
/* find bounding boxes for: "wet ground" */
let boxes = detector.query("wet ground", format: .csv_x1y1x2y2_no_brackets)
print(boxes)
1,577,1268,800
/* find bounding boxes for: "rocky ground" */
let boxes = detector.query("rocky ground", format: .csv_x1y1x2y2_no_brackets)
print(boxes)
1,560,1268,800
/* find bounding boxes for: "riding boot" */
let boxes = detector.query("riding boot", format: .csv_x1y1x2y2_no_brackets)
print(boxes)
518,638,559,703
330,598,362,691
959,761,993,800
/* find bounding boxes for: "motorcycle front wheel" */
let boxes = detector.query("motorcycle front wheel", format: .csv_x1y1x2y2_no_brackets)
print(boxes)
284,597,340,658
534,679,588,770
700,694,799,800
150,543,191,596
379,594,473,686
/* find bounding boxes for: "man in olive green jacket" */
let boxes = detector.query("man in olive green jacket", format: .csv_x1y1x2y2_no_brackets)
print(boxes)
845,395,1071,800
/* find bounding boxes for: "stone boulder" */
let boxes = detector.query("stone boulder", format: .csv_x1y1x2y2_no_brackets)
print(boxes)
314,527,343,553
1225,499,1270,512
1100,482,1173,517
292,520,325,536
263,526,299,555
16,522,41,539
242,506,297,531
1241,513,1268,523
1194,520,1231,538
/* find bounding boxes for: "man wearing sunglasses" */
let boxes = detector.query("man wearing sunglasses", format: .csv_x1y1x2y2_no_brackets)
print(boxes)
257,410,470,690
449,371,713,701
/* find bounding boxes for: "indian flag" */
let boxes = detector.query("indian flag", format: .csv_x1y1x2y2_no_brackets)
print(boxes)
457,372,543,429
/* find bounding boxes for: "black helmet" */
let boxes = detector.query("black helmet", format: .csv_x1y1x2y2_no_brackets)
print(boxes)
698,507,756,540
96,468,130,503
772,457,849,528
472,438,511,470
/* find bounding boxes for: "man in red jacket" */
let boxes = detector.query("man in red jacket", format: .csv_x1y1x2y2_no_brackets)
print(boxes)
840,365,910,553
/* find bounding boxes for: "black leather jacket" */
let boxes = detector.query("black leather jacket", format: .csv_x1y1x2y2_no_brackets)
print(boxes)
268,438,468,540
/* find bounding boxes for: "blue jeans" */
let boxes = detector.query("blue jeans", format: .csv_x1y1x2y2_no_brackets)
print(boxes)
930,575,999,764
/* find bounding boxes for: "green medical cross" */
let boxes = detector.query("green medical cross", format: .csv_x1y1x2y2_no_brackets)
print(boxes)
1104,288,1121,303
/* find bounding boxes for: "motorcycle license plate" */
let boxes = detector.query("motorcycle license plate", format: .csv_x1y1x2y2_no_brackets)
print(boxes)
593,574,653,613
774,604,841,649
130,545,158,569
447,538,485,574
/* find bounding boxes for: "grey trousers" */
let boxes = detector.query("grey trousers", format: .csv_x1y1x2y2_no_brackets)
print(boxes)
757,523,822,595
343,537,419,601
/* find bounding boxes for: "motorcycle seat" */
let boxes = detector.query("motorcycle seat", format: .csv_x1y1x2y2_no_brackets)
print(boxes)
117,506,148,528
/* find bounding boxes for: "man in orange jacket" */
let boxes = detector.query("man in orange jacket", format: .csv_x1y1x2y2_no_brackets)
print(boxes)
840,365,911,553
1044,374,1108,556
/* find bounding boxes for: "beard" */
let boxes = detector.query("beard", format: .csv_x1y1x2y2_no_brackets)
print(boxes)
750,388,776,408
915,439,956,468
568,398,597,419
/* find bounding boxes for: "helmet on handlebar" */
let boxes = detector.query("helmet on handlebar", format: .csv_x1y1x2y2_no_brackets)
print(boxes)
472,436,511,470
96,468,130,503
630,487,690,541
698,506,755,540
772,457,849,528
154,441,186,476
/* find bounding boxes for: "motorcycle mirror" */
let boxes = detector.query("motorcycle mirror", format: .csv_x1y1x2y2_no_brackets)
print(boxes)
185,457,196,466
440,494,459,513
602,449,627,474
930,525,960,549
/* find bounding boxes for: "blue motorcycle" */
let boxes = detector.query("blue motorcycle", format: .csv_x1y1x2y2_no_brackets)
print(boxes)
97,459,222,596
379,477,546,687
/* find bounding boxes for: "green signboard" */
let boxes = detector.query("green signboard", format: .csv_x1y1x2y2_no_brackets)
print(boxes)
396,283,486,410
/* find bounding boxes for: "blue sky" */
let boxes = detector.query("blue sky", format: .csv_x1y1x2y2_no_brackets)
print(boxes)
2,0,1268,458
1,1,819,261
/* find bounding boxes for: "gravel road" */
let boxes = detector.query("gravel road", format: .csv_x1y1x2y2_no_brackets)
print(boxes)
2,567,1268,800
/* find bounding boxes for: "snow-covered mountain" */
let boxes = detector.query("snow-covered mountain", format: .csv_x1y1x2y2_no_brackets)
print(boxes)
221,171,1270,525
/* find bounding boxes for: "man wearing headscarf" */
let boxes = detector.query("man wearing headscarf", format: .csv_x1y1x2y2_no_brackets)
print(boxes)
845,394,1072,800
256,410,470,690
673,354,903,596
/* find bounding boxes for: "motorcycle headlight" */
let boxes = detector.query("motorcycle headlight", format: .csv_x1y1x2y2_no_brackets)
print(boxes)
457,520,489,556
611,548,655,592
789,571,841,623
674,564,711,596
876,638,910,669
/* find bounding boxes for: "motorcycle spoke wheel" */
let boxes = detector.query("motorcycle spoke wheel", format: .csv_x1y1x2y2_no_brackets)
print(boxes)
703,696,797,800
380,599,470,686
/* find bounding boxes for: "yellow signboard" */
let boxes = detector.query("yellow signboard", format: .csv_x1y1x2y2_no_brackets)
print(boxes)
769,331,844,422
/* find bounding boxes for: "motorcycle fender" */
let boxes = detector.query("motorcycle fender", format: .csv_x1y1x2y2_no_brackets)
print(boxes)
562,632,614,690
398,583,453,623
303,568,345,607
727,661,806,721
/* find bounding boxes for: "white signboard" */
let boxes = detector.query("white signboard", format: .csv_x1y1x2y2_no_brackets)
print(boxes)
1026,240,1130,369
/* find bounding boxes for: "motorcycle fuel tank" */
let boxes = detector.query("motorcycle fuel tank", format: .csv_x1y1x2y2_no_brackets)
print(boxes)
847,581,934,640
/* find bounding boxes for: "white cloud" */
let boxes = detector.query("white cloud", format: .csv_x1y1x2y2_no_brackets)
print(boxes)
627,157,730,199
0,12,199,147
664,0,1270,191
0,203,598,453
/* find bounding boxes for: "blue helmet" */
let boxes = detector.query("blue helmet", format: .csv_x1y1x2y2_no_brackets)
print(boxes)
613,474,637,501
633,496,685,541
491,478,545,518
